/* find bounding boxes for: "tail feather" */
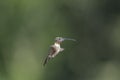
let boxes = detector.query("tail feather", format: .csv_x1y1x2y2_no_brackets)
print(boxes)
43,56,50,66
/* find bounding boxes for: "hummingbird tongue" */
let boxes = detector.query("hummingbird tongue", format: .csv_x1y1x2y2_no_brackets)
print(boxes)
63,38,76,41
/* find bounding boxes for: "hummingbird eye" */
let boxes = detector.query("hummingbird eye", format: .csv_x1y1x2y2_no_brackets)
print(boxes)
55,37,63,41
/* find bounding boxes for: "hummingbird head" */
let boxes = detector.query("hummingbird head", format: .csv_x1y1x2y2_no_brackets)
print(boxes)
55,37,76,43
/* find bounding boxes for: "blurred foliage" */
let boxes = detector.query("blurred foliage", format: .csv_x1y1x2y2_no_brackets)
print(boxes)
0,0,120,80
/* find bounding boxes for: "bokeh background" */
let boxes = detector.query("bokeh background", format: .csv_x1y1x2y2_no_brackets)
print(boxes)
0,0,120,80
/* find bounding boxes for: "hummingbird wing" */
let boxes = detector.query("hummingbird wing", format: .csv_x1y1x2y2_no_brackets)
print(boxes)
43,45,57,66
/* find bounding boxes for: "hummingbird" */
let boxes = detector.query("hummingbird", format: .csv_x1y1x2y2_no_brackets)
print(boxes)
43,37,76,66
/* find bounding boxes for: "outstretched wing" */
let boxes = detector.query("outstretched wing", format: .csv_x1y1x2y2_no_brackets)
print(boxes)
43,46,56,66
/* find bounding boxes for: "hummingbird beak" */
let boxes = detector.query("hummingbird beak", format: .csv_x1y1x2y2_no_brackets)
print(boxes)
63,38,76,41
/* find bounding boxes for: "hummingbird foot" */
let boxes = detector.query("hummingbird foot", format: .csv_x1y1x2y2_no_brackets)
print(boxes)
60,48,64,52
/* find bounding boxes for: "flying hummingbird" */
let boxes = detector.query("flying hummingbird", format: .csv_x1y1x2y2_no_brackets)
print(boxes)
43,37,76,66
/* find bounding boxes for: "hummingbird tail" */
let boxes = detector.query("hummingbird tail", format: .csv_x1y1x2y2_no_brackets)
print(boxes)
43,56,50,66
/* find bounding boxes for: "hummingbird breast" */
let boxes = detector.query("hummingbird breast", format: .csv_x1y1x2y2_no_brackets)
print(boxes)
50,43,61,58
54,43,61,53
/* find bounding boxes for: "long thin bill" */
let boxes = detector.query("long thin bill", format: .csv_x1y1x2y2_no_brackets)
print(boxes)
64,38,76,41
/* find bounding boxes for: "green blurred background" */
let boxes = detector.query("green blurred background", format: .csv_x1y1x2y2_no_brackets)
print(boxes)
0,0,120,80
